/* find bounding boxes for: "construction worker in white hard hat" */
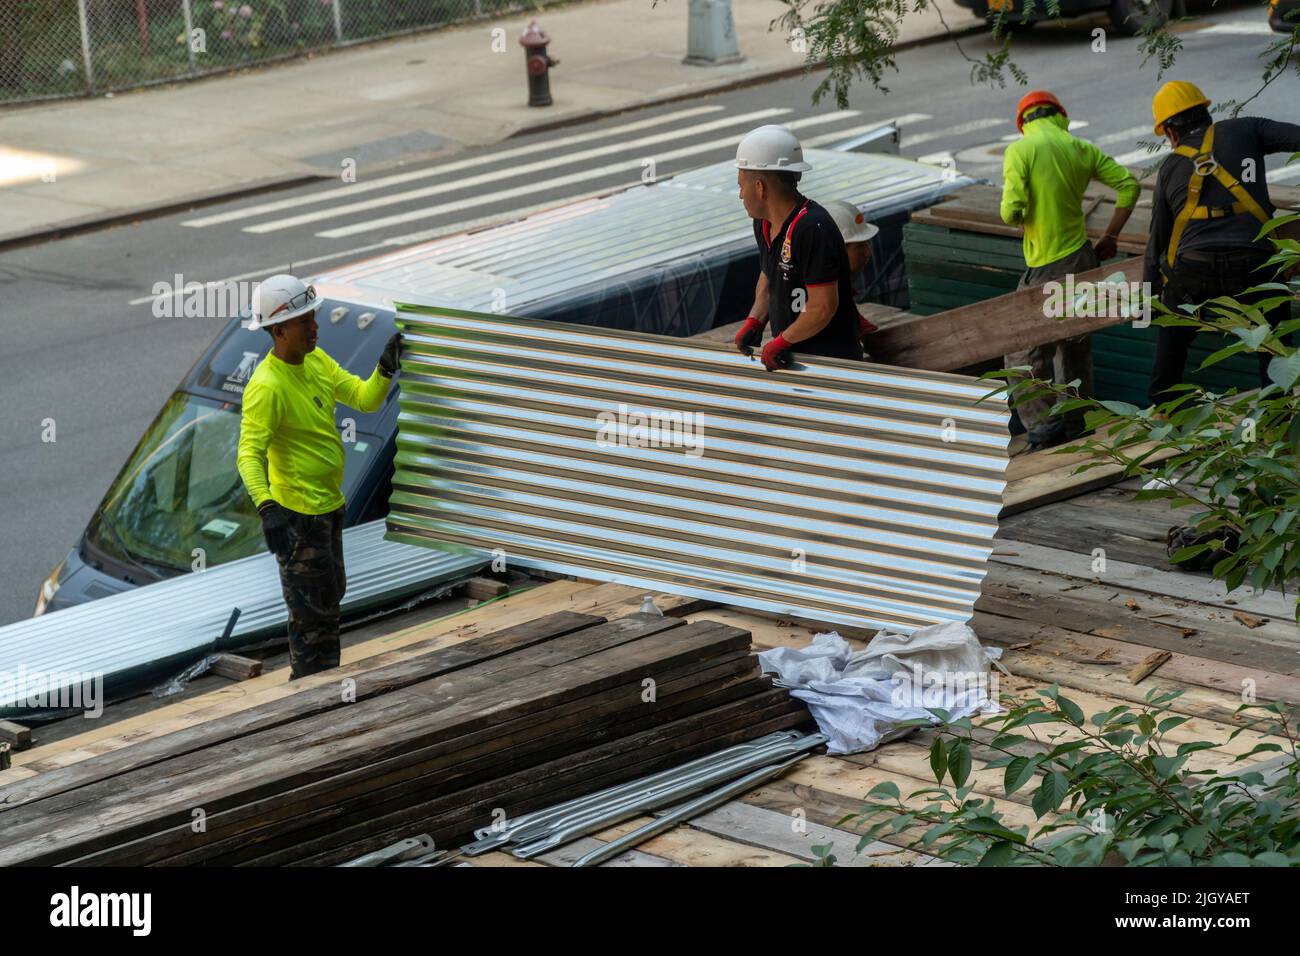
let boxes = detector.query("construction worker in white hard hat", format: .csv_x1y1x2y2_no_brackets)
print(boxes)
732,125,865,371
824,199,882,350
236,274,402,679
1145,80,1300,408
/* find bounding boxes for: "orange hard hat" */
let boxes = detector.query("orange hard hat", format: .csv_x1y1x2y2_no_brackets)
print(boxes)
1016,90,1066,132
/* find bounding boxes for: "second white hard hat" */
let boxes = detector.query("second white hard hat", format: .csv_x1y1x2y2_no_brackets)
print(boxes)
249,274,321,330
825,200,880,243
735,125,812,173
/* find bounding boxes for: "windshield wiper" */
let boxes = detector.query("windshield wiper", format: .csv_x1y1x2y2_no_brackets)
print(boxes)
92,513,172,583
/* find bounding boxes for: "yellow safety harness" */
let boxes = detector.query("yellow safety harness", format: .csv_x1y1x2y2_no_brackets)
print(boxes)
1165,124,1271,270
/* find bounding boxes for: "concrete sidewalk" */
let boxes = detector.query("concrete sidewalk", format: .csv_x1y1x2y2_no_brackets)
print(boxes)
0,0,981,246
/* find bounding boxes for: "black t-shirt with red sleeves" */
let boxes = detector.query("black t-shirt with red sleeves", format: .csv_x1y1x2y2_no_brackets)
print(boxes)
752,195,864,361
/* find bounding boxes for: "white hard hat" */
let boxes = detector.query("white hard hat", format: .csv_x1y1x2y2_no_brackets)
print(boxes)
248,274,321,330
825,200,880,243
735,125,812,173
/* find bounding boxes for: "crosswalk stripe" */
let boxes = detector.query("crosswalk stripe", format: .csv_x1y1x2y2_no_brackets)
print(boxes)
801,114,932,147
180,103,726,228
246,107,792,235
902,117,1003,149
1091,124,1154,147
315,110,861,240
1269,163,1300,184
1196,21,1274,35
1111,144,1169,167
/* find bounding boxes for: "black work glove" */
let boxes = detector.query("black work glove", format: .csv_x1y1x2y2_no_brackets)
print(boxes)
259,501,291,557
378,331,403,378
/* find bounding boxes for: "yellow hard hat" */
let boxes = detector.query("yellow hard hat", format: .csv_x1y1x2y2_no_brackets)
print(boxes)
1152,81,1211,136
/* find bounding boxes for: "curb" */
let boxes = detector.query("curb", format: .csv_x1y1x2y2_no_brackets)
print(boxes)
0,172,331,254
0,21,986,254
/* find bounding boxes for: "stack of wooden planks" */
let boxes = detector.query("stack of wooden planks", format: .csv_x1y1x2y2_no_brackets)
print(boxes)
0,609,810,867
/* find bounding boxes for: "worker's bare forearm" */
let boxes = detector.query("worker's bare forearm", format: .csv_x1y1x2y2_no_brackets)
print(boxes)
782,283,837,343
751,273,770,323
1103,205,1134,239
782,305,834,344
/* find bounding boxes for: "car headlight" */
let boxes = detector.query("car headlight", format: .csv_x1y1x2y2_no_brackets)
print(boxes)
33,559,66,617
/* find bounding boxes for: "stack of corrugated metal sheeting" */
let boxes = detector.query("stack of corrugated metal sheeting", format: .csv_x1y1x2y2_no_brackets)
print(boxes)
0,610,811,866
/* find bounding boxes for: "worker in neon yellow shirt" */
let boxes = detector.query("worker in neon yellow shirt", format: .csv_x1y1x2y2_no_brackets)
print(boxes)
237,274,400,678
1000,90,1139,450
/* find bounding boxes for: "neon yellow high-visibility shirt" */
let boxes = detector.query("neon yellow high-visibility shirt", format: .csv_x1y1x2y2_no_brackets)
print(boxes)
1000,113,1140,269
237,348,390,515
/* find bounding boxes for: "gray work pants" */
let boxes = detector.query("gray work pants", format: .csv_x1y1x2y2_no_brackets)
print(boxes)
1003,242,1099,438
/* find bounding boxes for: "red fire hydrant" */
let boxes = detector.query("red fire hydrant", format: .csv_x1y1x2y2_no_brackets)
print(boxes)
520,20,558,108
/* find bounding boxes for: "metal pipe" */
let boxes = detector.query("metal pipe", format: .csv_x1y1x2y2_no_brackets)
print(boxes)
338,834,434,867
468,732,798,845
466,734,809,853
511,734,826,858
571,753,809,867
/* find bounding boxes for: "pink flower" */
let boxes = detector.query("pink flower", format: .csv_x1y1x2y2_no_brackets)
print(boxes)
220,28,233,38
239,4,252,17
319,0,331,6
211,0,223,8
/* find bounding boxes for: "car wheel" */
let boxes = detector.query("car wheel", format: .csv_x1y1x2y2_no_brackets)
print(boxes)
1108,0,1172,34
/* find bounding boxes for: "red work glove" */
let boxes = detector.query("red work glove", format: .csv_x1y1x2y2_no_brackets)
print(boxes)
760,334,794,371
857,312,877,343
734,316,765,355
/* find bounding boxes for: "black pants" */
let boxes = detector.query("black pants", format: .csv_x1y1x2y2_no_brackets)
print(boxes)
268,506,346,679
1149,248,1289,407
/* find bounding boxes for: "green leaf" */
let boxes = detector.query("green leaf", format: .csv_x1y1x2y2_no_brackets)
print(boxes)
1003,755,1038,795
962,817,1027,844
949,741,972,789
1232,324,1271,351
1097,400,1142,417
867,781,900,801
923,736,948,785
1253,852,1292,867
1267,351,1300,391
1057,695,1085,726
977,840,1017,866
1031,772,1070,818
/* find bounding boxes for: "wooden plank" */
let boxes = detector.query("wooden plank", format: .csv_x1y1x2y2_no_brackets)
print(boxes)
0,579,599,779
680,799,939,867
975,581,1299,677
0,615,708,847
209,654,263,682
1129,650,1173,684
0,722,31,752
0,621,761,865
991,539,1297,619
114,655,769,867
278,697,812,867
464,577,509,601
0,610,609,812
1000,442,1181,517
871,257,1146,372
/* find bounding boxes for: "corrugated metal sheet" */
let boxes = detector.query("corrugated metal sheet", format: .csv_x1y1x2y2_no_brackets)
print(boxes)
315,148,974,316
387,306,1010,634
0,521,482,716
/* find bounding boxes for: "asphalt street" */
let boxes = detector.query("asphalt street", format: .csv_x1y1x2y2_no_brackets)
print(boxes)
0,3,1292,624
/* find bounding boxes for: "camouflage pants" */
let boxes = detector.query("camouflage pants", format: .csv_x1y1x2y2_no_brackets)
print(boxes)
269,506,346,679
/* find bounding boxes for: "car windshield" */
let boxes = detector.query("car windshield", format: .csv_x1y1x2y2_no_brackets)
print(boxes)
87,392,382,574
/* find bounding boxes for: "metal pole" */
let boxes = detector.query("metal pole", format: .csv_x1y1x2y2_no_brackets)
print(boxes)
76,0,95,94
571,754,809,867
181,0,197,73
332,0,344,42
